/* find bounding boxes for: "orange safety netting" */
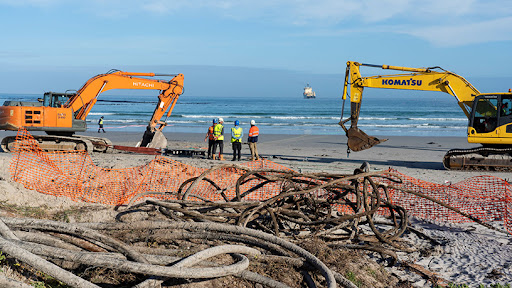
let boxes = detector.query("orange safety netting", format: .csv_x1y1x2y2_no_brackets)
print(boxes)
8,129,292,206
385,170,512,225
8,129,512,232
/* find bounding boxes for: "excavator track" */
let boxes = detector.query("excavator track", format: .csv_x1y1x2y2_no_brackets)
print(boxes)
443,147,512,171
1,135,113,153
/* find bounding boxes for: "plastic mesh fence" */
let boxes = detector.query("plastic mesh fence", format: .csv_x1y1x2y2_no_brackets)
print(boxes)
385,170,512,225
8,129,512,232
8,129,292,205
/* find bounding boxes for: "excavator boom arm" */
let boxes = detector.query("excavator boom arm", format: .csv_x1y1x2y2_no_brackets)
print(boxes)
65,71,184,148
344,62,479,104
341,61,480,152
67,71,184,121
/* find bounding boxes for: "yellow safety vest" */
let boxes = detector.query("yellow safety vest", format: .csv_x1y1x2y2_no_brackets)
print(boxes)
231,127,242,143
214,124,224,141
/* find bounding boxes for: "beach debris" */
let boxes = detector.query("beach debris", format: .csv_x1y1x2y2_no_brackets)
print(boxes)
5,161,496,287
123,162,411,267
7,129,512,286
486,269,504,280
0,216,352,288
401,261,449,287
10,129,512,237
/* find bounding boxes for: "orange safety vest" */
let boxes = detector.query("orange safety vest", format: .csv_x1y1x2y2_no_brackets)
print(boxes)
207,125,215,140
249,126,259,137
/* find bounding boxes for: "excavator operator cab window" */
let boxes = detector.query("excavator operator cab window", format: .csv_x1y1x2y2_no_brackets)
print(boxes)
471,96,498,133
52,95,68,108
42,92,52,107
498,96,512,128
500,97,512,117
43,93,69,108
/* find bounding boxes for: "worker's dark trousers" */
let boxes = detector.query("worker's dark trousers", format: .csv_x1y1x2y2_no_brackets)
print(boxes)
212,140,224,156
207,139,215,158
232,141,241,160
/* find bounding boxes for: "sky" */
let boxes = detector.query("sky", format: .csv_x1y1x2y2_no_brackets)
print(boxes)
1,0,512,97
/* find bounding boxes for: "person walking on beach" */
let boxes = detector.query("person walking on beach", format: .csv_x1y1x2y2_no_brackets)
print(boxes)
98,116,105,133
248,119,259,161
205,118,217,159
212,117,225,160
231,120,243,161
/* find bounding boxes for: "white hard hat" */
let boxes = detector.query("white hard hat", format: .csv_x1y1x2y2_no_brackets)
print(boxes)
218,117,224,123
250,120,255,125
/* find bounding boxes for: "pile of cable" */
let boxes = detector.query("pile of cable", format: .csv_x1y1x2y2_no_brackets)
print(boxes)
0,214,360,288
120,163,412,270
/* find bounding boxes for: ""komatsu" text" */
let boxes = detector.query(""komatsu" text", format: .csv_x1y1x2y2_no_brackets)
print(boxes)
382,79,422,86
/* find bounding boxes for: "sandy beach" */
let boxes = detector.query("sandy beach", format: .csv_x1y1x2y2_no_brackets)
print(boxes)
76,130,510,183
0,130,511,287
4,130,508,202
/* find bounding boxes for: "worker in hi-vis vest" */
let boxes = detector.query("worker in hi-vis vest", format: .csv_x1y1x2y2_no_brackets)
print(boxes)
204,118,217,159
231,120,243,161
212,117,225,160
248,119,259,161
98,116,105,133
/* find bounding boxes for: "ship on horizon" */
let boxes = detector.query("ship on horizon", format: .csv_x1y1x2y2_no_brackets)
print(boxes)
303,83,316,99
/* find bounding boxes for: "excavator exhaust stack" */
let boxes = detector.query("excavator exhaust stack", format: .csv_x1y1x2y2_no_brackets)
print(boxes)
346,127,387,152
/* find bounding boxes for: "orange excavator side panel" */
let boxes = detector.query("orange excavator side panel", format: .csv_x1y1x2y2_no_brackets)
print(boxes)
41,107,73,129
0,106,73,131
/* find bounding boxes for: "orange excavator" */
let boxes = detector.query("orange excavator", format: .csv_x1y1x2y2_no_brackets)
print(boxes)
0,69,184,152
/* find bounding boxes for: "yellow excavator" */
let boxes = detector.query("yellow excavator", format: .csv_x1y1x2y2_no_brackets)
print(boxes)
339,61,512,170
0,70,184,152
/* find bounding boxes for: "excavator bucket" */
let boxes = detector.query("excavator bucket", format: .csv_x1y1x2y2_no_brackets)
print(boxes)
146,130,168,149
139,129,168,149
346,127,387,152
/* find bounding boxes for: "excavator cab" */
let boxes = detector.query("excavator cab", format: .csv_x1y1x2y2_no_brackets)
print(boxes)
468,94,512,143
42,92,73,108
470,96,499,133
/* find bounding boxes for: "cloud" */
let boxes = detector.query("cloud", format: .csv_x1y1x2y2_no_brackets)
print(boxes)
2,0,512,47
404,16,512,47
124,0,510,25
284,0,512,46
2,0,510,25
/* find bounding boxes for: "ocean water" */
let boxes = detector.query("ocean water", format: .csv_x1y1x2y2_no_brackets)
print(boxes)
0,93,468,137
